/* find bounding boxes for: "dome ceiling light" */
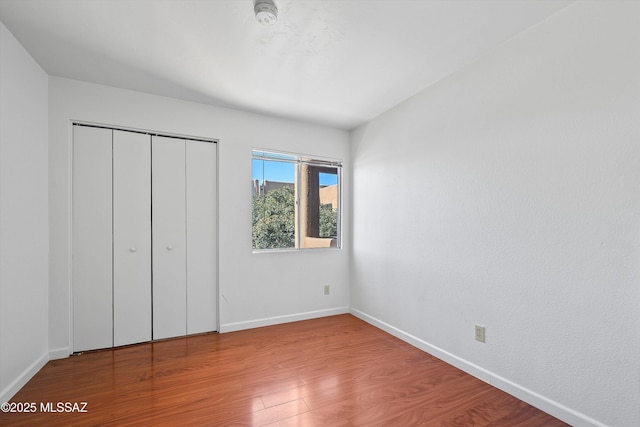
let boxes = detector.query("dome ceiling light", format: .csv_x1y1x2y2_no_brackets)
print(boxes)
254,0,278,26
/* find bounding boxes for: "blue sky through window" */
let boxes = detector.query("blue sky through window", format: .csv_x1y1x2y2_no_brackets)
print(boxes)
252,159,294,184
252,159,338,186
319,172,338,186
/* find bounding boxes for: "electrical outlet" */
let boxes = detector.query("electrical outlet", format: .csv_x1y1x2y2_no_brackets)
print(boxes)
475,325,486,343
324,285,330,295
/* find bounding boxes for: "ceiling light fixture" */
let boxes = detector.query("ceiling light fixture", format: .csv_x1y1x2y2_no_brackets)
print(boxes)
254,0,278,26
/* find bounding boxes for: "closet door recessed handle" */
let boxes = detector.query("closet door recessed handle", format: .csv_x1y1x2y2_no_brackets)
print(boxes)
129,247,137,253
166,245,173,251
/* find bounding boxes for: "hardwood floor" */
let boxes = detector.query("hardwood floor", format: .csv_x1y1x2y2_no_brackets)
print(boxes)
1,314,567,426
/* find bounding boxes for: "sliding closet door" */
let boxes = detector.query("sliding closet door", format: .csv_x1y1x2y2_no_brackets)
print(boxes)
113,131,152,347
152,136,187,340
186,141,217,334
72,126,113,352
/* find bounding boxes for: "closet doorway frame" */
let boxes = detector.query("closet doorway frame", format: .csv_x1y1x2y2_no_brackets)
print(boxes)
68,120,220,354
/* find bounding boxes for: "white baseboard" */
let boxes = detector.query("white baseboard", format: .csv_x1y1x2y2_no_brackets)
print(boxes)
0,352,48,404
349,308,605,427
49,347,71,360
220,306,349,333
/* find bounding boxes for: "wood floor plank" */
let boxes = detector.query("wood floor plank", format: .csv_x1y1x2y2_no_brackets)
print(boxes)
0,314,568,426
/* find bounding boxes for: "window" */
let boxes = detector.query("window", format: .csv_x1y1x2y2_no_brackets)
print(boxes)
252,150,342,251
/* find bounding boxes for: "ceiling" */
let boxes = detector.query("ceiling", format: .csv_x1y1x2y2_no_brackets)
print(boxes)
0,0,572,130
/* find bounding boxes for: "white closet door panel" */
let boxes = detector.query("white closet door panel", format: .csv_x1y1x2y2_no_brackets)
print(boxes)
72,126,113,352
152,136,187,340
113,130,152,347
186,141,218,334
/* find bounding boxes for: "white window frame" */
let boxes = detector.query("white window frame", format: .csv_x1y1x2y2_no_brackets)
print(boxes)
251,149,342,252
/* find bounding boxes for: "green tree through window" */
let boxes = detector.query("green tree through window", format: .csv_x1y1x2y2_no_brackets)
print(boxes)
319,203,337,238
252,186,295,249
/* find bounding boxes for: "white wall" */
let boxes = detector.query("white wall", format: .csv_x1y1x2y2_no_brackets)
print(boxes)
350,2,639,426
48,77,350,355
0,21,49,402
